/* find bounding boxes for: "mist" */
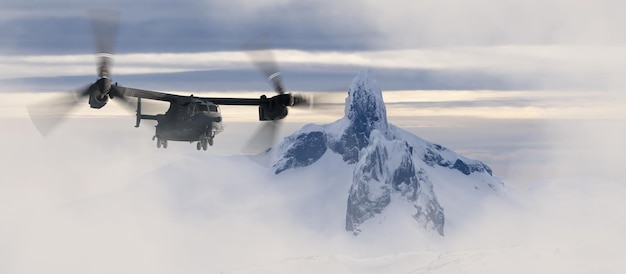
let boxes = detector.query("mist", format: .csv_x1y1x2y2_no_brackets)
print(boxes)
1,87,625,273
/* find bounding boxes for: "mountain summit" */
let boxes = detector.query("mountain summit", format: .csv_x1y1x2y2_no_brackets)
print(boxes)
272,71,504,236
333,70,390,163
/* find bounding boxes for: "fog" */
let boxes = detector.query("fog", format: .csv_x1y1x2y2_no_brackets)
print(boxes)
1,87,625,272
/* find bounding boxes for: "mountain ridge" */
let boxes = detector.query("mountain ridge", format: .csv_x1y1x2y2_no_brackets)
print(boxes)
272,70,505,236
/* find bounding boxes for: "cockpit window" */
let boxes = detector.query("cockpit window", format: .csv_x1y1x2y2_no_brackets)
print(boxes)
198,105,209,112
209,105,218,112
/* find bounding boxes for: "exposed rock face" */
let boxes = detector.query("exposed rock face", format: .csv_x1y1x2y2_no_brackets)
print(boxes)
346,130,444,236
422,144,493,175
273,125,328,174
331,70,390,163
272,70,499,236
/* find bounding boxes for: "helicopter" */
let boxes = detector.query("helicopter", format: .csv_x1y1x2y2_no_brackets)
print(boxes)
28,9,325,153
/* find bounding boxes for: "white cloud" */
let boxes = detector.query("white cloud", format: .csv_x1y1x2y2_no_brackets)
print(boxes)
1,117,625,273
362,0,626,47
3,45,625,93
3,0,625,56
0,46,613,74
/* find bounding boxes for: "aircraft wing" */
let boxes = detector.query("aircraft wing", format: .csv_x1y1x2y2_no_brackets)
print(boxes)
111,85,264,106
111,85,188,103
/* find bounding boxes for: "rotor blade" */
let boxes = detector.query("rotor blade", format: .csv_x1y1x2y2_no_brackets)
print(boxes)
108,86,136,110
27,86,92,137
291,92,346,110
242,120,281,155
89,9,120,55
89,9,120,78
243,37,285,94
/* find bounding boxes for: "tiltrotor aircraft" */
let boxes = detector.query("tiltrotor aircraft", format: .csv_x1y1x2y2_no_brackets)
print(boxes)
28,10,330,153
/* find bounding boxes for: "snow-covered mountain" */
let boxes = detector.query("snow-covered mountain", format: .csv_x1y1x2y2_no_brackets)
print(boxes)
272,70,506,236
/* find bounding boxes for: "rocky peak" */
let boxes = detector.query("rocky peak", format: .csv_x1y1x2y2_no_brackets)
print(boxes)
332,70,390,163
344,70,389,134
270,70,503,237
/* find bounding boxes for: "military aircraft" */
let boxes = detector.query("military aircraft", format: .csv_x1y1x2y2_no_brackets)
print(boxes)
28,9,326,153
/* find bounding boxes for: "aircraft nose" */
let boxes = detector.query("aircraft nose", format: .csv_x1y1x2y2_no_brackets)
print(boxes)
204,113,221,123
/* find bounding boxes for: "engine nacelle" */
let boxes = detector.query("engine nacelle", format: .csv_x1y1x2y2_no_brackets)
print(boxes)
259,104,287,121
258,95,288,121
89,91,109,109
88,78,112,109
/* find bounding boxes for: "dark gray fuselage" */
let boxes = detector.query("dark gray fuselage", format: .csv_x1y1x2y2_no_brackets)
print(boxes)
155,102,223,142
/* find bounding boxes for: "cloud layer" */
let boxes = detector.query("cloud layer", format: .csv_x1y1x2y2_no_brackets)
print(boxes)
3,45,626,93
3,0,626,55
0,117,624,273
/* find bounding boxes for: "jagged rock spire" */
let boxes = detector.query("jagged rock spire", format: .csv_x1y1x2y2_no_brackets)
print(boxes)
333,70,390,163
344,70,389,134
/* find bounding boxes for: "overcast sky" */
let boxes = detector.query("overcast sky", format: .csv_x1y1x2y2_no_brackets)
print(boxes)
0,0,624,94
2,0,626,54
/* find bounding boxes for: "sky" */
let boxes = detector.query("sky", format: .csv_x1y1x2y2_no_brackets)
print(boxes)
1,0,626,273
2,0,626,53
2,0,626,94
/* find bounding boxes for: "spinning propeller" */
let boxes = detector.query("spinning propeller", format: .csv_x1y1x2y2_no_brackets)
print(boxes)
28,9,124,136
241,38,336,154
